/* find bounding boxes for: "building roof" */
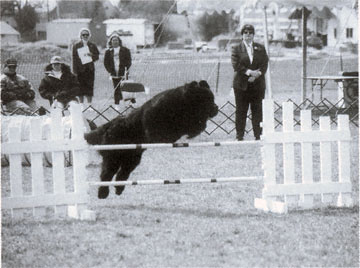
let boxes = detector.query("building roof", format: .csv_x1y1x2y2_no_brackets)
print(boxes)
50,18,92,23
103,19,155,25
0,21,20,35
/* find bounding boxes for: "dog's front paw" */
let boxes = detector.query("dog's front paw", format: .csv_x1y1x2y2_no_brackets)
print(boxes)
98,186,110,199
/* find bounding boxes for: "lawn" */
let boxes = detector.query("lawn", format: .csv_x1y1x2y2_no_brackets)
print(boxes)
1,49,359,267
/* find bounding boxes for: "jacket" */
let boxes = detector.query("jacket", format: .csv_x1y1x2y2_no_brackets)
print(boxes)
1,73,35,105
38,63,80,105
231,41,268,91
104,46,132,78
72,41,100,74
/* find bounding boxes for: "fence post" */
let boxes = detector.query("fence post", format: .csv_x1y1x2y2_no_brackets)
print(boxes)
255,99,287,213
282,102,297,205
50,106,67,217
337,114,353,207
319,116,333,204
30,117,46,217
300,110,314,208
8,125,23,219
68,103,95,220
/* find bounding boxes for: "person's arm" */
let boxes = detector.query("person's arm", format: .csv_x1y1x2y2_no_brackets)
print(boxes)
72,43,79,74
231,45,248,76
103,50,112,74
125,48,132,70
91,43,100,62
258,45,269,77
0,78,17,103
38,78,54,101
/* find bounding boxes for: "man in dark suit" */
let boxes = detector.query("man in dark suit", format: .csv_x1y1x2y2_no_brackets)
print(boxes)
104,33,132,108
231,24,269,141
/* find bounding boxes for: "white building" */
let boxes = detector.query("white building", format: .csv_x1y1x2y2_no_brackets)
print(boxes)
46,19,91,47
1,21,20,46
103,19,155,49
327,6,358,47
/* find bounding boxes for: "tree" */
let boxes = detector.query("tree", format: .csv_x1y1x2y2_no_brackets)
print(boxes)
15,3,38,33
196,11,230,41
14,3,38,41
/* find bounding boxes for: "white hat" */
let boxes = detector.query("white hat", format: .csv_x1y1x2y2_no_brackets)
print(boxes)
50,56,63,64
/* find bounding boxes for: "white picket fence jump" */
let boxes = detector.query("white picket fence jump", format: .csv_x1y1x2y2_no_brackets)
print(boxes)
1,100,354,220
254,99,353,213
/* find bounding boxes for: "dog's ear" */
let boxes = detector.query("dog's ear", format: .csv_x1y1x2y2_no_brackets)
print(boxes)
199,80,210,89
185,81,198,90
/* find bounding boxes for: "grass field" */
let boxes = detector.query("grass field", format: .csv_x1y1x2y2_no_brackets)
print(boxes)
1,49,359,267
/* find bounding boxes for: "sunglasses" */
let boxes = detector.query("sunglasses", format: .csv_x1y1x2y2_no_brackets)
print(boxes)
82,34,89,37
243,31,254,34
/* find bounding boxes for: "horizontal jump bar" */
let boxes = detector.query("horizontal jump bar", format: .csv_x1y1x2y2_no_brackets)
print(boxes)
88,176,263,186
90,140,261,151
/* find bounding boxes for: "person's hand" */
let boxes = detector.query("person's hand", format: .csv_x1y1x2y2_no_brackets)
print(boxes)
253,70,261,79
248,76,256,83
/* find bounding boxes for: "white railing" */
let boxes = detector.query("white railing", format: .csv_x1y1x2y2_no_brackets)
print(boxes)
1,101,354,219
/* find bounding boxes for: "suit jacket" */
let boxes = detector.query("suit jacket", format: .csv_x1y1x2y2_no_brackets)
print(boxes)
72,41,100,75
231,41,268,92
104,46,132,78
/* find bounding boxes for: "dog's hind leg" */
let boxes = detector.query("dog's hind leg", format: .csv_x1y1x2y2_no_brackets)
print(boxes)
114,151,143,196
98,156,121,199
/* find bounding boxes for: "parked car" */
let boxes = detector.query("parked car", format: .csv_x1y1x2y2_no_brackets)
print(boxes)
307,35,323,49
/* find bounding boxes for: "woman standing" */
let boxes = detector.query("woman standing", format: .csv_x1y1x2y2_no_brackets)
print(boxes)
72,28,100,105
104,33,132,108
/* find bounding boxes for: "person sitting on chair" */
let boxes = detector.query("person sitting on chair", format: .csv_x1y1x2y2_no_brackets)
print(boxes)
39,56,80,109
1,58,45,115
104,33,132,109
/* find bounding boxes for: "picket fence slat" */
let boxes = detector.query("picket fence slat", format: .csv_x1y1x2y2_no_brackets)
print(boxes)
337,114,353,207
8,126,24,218
300,110,314,208
30,118,46,217
320,117,333,203
70,104,89,216
50,107,67,217
282,102,297,205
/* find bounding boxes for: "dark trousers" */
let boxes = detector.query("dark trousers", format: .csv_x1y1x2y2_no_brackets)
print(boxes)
234,85,264,139
112,78,123,104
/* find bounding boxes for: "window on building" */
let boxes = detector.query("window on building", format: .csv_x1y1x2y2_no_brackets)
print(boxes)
346,28,353,38
334,28,337,38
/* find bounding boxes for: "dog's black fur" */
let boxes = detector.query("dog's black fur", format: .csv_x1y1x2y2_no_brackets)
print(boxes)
85,80,218,199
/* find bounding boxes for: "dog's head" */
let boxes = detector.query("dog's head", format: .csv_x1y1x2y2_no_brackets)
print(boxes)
183,80,218,138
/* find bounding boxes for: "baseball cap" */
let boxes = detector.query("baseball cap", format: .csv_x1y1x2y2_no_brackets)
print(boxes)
50,56,63,64
5,58,17,67
241,24,255,35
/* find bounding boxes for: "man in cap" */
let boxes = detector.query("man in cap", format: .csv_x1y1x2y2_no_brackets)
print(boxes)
231,24,269,141
1,58,43,115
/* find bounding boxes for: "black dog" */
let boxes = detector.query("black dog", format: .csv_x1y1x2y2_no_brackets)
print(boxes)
85,80,218,199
